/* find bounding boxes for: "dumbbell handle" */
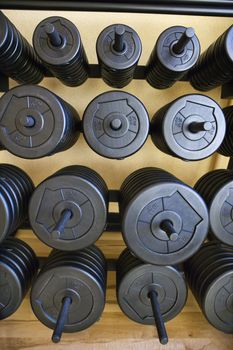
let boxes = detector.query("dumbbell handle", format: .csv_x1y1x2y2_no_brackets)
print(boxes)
52,296,72,343
113,25,125,52
172,27,195,55
160,220,178,241
149,290,168,345
45,23,62,47
52,209,73,238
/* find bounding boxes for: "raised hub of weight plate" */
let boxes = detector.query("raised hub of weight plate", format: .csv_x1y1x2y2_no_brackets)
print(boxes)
29,166,108,250
96,24,142,88
150,94,226,161
0,164,34,243
189,25,233,91
0,11,44,84
83,91,149,159
195,169,233,246
0,238,38,320
30,246,107,343
33,16,89,87
116,248,187,345
146,26,200,89
0,85,80,159
184,242,233,333
119,167,209,265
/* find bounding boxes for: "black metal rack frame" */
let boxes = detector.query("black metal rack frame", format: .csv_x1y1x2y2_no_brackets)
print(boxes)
1,1,233,17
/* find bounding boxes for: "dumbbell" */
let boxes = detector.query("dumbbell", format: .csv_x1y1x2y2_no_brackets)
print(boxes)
33,16,89,87
189,25,233,91
29,166,108,250
146,26,200,89
116,248,187,344
0,164,34,243
218,106,233,157
96,24,142,88
150,94,226,161
0,85,80,159
31,245,107,343
0,11,44,84
184,242,233,333
194,169,233,246
0,238,38,320
83,91,149,159
119,167,209,265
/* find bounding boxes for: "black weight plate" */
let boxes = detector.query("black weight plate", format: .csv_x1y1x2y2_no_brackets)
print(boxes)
202,270,233,333
0,85,78,159
158,94,225,160
33,16,82,67
29,175,107,250
83,91,149,159
0,258,24,320
156,26,200,72
29,173,107,250
97,24,141,71
117,264,187,324
122,180,209,265
43,253,105,284
209,178,233,246
0,185,14,240
31,264,105,332
1,238,38,276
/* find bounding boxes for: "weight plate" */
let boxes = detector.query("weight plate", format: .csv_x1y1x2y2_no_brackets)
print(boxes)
151,94,226,161
117,264,187,324
122,181,209,265
83,91,149,159
156,26,200,72
209,177,233,246
33,16,82,66
31,265,105,332
97,24,141,71
29,174,107,250
0,85,79,159
203,270,233,333
0,258,23,319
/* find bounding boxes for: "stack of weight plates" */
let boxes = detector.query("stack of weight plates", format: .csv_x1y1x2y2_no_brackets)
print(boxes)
194,169,233,246
0,164,34,243
0,11,44,84
30,245,107,333
184,241,233,333
0,238,39,319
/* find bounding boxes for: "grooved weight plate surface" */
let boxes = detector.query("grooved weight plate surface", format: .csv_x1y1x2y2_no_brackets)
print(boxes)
83,91,149,159
117,264,187,324
203,271,233,333
30,265,105,332
96,24,141,70
209,180,233,246
0,85,78,159
155,94,225,161
122,182,209,265
29,175,107,250
33,16,82,66
0,260,23,319
156,26,200,72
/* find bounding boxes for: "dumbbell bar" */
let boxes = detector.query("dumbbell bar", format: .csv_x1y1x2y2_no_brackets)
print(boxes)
0,86,226,161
